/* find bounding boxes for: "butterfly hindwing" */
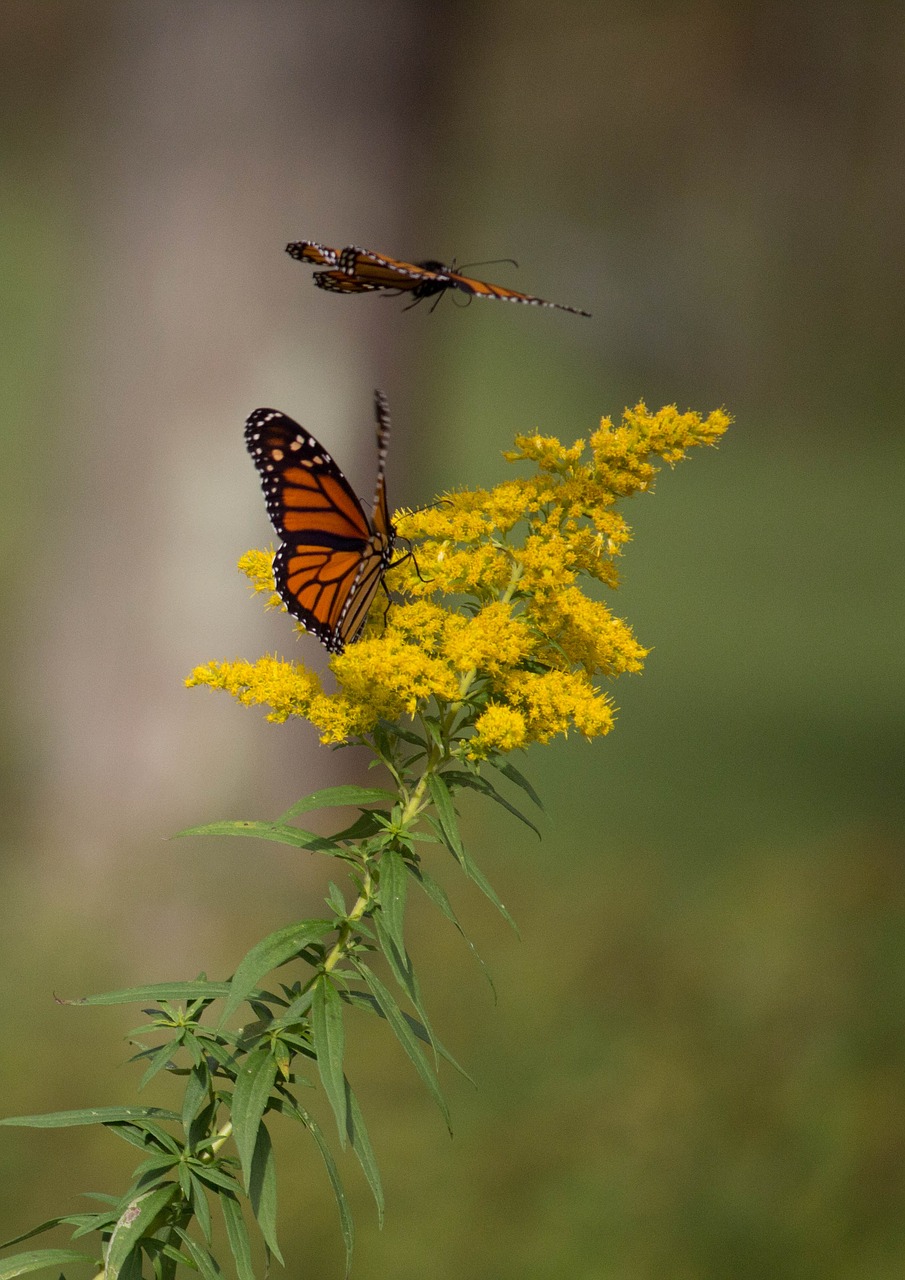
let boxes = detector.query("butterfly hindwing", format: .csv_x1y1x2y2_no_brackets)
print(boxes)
313,271,382,294
245,403,396,653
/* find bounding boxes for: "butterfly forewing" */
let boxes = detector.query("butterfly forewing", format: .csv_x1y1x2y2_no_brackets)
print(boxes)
338,246,444,288
285,240,340,267
245,404,396,654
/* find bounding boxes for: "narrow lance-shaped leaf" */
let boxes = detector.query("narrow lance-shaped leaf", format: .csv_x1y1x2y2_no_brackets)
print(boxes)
277,785,397,822
407,863,496,996
345,1084,384,1225
231,1044,278,1185
188,1174,213,1246
173,820,345,853
180,1062,210,1135
274,1098,354,1279
71,980,231,1006
378,848,407,958
373,914,439,1058
354,960,451,1133
172,1229,224,1280
221,919,333,1025
219,1193,255,1280
441,768,541,838
489,757,544,809
427,774,516,925
249,1120,282,1263
0,1219,89,1252
0,1107,180,1130
0,1248,97,1278
311,975,348,1144
105,1183,178,1279
343,989,474,1085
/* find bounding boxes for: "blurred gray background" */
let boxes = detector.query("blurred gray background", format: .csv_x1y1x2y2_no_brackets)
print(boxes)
1,3,904,1277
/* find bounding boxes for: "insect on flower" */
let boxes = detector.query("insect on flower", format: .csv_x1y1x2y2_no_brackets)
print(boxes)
245,391,396,654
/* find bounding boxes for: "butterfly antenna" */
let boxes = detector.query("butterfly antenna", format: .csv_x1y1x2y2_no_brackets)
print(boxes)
455,257,520,273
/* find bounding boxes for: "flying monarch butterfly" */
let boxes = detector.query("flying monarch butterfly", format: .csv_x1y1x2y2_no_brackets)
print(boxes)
245,392,396,654
285,240,591,316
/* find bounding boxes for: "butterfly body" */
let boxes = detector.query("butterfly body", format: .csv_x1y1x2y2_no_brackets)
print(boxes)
286,240,591,316
245,395,395,653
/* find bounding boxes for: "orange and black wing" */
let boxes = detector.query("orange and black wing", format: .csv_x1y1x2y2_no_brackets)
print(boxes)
338,246,448,295
313,270,382,294
337,245,590,315
290,240,590,315
285,240,340,267
245,404,395,653
441,269,591,317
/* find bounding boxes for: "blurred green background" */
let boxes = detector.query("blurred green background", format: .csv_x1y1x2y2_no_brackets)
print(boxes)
2,3,904,1277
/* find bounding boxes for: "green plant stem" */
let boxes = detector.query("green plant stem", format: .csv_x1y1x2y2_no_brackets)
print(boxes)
323,868,373,975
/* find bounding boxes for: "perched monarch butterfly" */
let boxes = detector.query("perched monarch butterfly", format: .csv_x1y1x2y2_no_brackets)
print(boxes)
285,240,591,316
245,392,396,654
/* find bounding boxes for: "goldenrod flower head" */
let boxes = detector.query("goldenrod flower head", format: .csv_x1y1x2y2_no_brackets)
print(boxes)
191,403,729,754
238,548,283,610
470,704,528,756
185,656,322,724
500,668,615,743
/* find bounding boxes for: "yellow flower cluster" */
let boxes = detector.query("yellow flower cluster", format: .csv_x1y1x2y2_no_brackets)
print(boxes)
187,403,730,755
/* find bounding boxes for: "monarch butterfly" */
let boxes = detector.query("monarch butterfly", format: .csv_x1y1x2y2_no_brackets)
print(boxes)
245,392,396,654
285,240,591,316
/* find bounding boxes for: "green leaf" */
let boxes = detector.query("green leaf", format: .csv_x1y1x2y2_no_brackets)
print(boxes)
106,1121,180,1158
0,1220,87,1251
343,989,475,1086
221,919,333,1024
189,1165,242,1196
249,1121,282,1263
378,849,407,958
277,988,315,1023
71,982,230,1007
354,962,450,1132
345,1085,384,1225
372,915,438,1059
172,1230,223,1280
440,769,541,838
278,785,396,821
0,1107,180,1129
407,863,494,993
0,1250,95,1278
380,721,426,749
288,1102,353,1278
424,791,517,931
138,1041,179,1092
131,1154,180,1185
180,1064,210,1135
188,1175,213,1245
426,772,464,856
325,882,347,916
219,1195,255,1280
329,811,387,843
490,758,544,808
105,1183,178,1278
311,977,348,1145
173,820,343,853
69,1210,117,1240
231,1046,278,1185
